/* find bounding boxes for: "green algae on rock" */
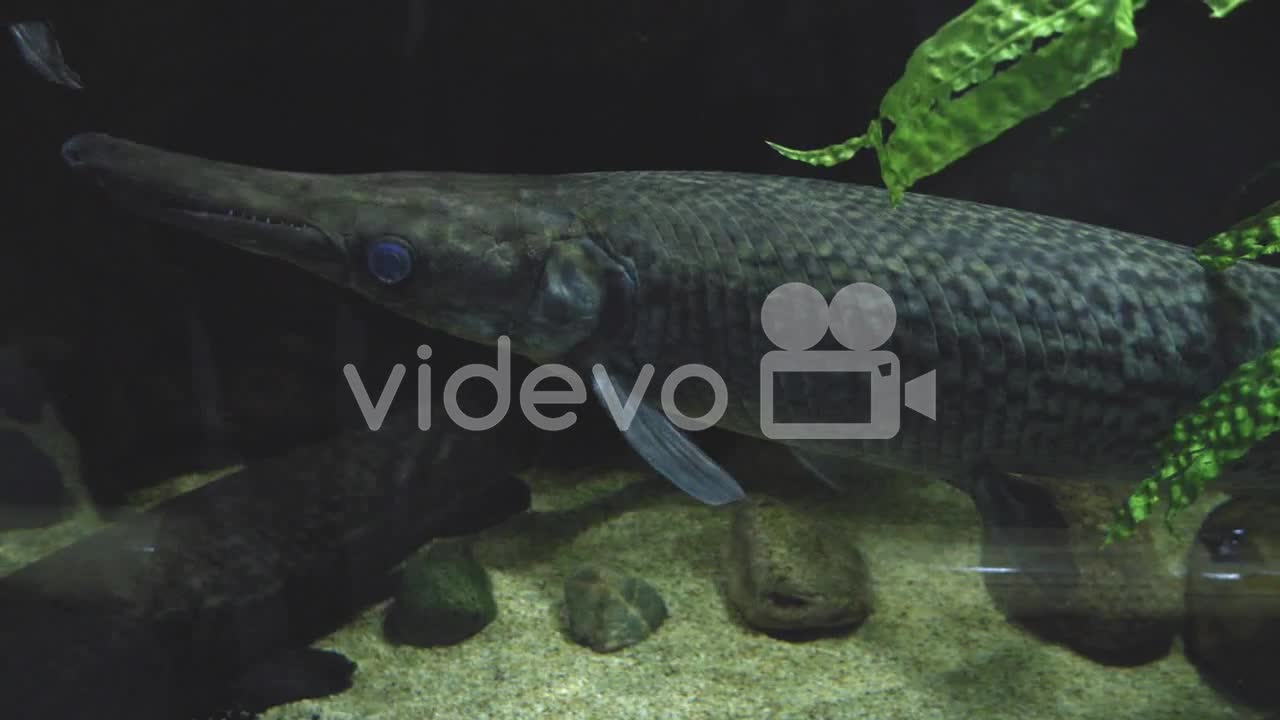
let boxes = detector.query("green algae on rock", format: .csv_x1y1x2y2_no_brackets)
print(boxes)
724,495,871,634
384,539,498,648
561,565,667,653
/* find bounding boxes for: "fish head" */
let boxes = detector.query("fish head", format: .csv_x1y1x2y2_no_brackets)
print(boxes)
61,133,628,362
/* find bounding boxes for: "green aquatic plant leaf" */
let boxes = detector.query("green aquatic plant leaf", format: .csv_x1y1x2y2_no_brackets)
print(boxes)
1204,0,1250,18
1107,199,1280,542
764,119,883,169
1192,200,1280,271
768,0,1143,202
877,0,1140,202
1104,343,1280,544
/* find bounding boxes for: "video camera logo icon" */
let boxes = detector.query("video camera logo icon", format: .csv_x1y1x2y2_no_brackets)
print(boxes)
758,282,936,440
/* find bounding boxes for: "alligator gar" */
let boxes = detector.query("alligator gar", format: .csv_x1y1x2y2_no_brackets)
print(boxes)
0,409,524,720
59,132,1280,505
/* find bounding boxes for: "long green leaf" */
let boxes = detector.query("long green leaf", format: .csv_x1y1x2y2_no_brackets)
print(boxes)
1106,198,1280,542
880,0,1139,201
1193,200,1280,271
1204,0,1250,18
769,0,1143,202
1104,343,1280,544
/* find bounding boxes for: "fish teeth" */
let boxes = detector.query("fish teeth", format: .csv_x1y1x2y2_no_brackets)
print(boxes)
219,208,303,229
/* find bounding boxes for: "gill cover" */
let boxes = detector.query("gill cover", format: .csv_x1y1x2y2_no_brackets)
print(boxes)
547,239,746,506
519,237,631,361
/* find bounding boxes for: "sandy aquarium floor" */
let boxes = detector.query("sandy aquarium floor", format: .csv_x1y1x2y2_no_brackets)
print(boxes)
256,460,1263,720
0,413,1264,720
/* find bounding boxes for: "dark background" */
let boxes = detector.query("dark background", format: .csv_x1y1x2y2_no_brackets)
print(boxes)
3,0,1278,508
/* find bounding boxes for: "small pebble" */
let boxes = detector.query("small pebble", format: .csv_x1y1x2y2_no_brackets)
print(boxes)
383,539,497,647
1185,497,1280,707
724,496,871,635
561,565,667,653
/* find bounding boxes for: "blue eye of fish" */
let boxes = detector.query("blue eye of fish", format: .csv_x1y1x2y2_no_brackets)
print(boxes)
366,238,413,285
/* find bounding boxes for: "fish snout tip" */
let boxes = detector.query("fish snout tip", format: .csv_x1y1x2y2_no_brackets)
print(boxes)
60,132,113,169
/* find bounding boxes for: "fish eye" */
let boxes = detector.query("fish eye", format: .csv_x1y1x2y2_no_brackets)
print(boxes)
366,236,414,285
1203,526,1249,562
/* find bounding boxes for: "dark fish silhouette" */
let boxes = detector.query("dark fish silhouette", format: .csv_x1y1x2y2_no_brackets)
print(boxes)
0,410,526,719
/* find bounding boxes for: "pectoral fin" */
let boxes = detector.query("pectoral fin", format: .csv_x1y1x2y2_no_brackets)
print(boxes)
590,365,744,506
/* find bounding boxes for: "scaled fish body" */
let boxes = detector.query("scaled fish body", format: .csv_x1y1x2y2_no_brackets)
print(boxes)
59,133,1280,505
